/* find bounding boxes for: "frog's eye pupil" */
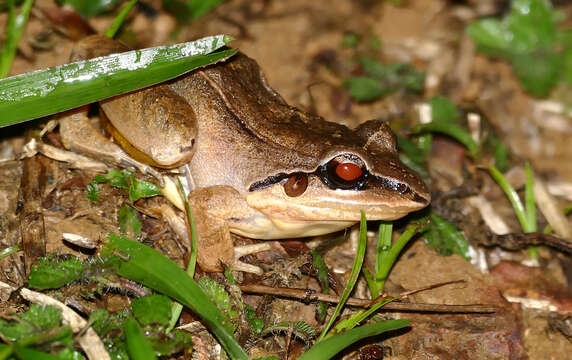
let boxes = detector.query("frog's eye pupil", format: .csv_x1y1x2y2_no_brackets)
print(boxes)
284,174,308,197
396,182,409,194
335,163,363,181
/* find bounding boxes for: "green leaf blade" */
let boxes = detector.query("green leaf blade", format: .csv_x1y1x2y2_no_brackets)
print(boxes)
124,318,157,360
318,211,368,342
0,35,236,127
102,234,248,360
299,320,410,360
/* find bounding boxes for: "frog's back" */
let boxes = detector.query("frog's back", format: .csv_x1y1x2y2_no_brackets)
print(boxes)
168,53,371,192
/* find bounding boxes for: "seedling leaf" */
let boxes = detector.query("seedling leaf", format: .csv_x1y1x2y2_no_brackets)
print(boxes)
118,205,142,236
28,255,86,289
425,213,470,259
131,295,172,326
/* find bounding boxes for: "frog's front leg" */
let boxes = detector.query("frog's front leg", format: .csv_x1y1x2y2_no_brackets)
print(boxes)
188,186,273,274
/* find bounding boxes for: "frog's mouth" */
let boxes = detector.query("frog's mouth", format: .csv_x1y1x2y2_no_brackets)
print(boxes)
246,176,429,223
248,170,429,213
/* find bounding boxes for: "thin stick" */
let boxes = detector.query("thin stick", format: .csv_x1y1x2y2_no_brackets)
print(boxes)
239,284,497,314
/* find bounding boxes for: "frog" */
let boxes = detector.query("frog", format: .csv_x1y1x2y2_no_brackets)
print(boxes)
59,35,430,272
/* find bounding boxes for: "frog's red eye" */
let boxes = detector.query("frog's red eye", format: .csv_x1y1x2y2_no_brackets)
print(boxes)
335,163,363,181
318,154,368,190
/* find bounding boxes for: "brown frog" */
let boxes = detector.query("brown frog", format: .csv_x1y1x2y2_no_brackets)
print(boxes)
60,35,430,272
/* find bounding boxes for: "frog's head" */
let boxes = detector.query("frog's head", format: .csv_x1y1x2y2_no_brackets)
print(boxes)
245,120,430,230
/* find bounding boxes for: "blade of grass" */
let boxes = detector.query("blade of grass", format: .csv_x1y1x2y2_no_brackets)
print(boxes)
317,211,368,342
105,0,138,39
124,318,157,360
166,178,199,333
524,162,537,233
311,249,331,323
0,344,12,360
102,234,249,360
362,267,378,299
329,297,396,336
488,165,529,231
375,221,427,294
298,320,410,360
0,244,20,260
0,35,236,127
375,221,392,293
411,122,479,159
12,346,60,360
0,0,34,78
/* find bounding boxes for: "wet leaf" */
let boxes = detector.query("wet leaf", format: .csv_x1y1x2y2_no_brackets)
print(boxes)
0,35,236,127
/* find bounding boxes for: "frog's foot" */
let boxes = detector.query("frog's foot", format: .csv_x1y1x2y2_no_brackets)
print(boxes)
231,243,274,275
58,109,164,185
157,198,269,274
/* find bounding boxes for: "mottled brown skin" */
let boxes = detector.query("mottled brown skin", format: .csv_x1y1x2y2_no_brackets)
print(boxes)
60,35,430,271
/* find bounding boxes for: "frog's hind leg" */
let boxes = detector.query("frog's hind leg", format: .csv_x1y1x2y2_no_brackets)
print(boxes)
58,108,163,183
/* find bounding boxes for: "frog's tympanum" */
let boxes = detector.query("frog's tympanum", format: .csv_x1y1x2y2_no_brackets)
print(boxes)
60,35,430,272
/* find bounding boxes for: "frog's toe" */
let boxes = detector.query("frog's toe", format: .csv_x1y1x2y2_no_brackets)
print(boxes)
230,243,273,275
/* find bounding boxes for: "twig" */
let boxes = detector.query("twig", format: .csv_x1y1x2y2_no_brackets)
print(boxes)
481,232,572,253
239,284,497,313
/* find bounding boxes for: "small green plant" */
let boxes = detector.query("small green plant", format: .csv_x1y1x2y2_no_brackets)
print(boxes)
467,0,572,97
0,304,83,359
340,32,425,102
367,220,430,298
488,162,537,234
345,57,425,102
162,0,224,23
310,250,331,323
88,169,161,203
411,96,479,159
55,0,122,17
23,214,414,359
424,212,470,259
0,0,34,78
